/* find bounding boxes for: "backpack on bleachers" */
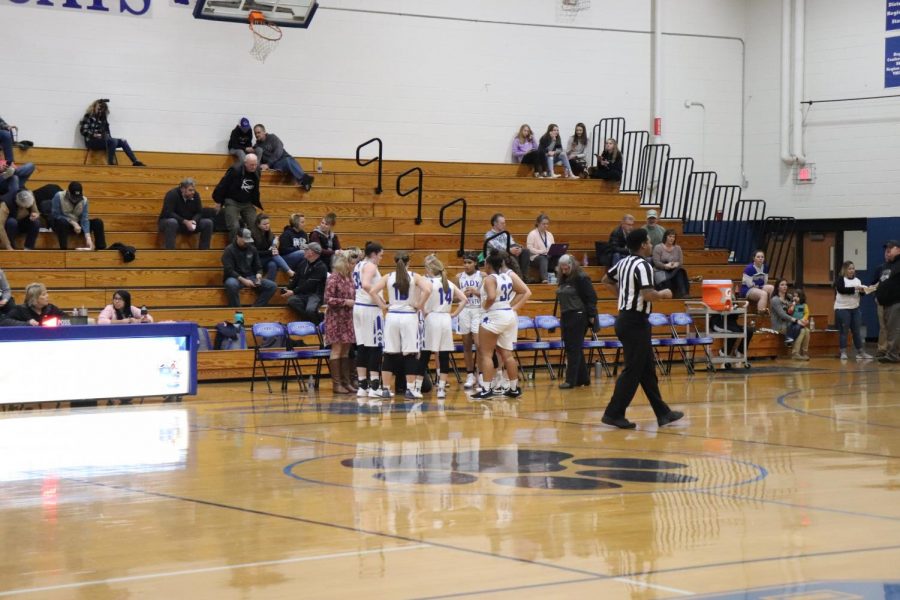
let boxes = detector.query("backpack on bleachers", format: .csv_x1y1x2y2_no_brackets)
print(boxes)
33,184,63,226
214,322,244,350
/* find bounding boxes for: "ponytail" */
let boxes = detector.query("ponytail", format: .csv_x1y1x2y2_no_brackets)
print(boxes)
425,254,449,294
394,251,411,297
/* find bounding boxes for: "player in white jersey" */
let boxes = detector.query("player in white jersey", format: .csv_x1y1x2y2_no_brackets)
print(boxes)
470,249,531,400
421,255,467,399
457,252,484,388
369,251,432,402
352,242,386,401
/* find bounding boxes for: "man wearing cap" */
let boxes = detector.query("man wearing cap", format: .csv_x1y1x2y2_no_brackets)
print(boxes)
158,177,213,250
252,124,315,192
212,153,262,244
0,190,40,250
874,240,900,363
227,117,255,167
281,242,328,324
222,228,277,307
642,209,665,247
50,182,106,251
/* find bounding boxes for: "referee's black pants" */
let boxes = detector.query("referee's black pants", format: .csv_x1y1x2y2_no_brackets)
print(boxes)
604,311,671,420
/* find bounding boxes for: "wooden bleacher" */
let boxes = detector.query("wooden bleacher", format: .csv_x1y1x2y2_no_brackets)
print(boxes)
4,147,837,381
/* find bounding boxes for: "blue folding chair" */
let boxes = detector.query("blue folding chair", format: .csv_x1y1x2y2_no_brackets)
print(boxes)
589,313,622,377
534,315,565,380
648,312,688,375
670,312,715,373
513,315,554,380
250,322,301,393
286,321,333,391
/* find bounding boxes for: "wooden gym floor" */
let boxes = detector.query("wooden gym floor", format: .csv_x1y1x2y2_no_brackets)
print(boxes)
2,358,899,599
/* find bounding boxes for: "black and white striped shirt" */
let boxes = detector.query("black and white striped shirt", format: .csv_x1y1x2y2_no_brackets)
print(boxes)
608,254,654,314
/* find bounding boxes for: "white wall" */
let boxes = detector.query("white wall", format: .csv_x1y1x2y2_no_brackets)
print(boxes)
744,0,900,218
2,0,745,179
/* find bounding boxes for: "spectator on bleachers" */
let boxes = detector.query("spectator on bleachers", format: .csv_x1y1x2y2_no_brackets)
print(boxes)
770,279,810,361
605,214,635,267
589,138,623,181
526,213,558,284
252,213,294,281
556,254,597,389
511,124,542,177
485,213,531,281
309,212,341,269
0,116,16,163
50,182,106,251
0,190,40,250
279,213,309,270
0,267,14,318
643,209,665,247
565,123,590,178
834,260,873,361
0,161,35,206
252,124,314,191
874,240,900,363
325,250,357,394
740,250,775,314
79,100,145,167
282,242,327,324
222,228,277,307
4,283,66,326
651,229,690,299
158,177,213,250
98,290,154,324
227,117,255,167
539,124,577,179
213,153,262,243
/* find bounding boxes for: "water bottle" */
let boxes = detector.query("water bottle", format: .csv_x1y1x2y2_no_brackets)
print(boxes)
809,317,816,331
307,375,316,390
582,253,589,266
316,160,323,174
80,305,86,317
594,361,602,378
548,273,556,284
234,311,244,326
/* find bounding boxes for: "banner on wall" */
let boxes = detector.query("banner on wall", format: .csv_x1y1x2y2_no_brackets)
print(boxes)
889,0,900,31
3,0,193,16
886,36,900,87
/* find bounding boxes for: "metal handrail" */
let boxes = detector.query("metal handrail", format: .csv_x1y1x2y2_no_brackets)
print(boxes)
482,229,511,260
396,167,424,225
439,197,467,257
355,137,383,194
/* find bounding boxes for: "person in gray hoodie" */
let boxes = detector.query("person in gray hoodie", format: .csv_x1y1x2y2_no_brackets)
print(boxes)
252,124,314,191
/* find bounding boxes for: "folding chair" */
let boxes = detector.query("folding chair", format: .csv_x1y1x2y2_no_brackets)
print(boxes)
589,313,622,377
648,312,690,375
670,312,715,373
286,321,333,391
250,322,301,393
513,316,554,381
533,315,565,380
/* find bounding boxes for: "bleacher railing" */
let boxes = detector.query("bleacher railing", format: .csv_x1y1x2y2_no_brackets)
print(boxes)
761,216,796,281
658,157,695,221
483,230,511,260
439,197,467,258
355,137,383,194
636,143,671,206
619,130,649,193
396,167,424,225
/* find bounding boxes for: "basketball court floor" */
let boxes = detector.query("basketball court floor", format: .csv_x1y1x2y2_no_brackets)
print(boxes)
2,358,899,599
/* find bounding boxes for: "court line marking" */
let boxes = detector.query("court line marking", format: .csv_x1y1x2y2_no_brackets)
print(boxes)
0,545,429,597
777,389,900,429
414,575,693,599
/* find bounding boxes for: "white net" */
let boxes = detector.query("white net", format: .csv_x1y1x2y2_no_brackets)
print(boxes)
249,21,282,62
556,0,590,22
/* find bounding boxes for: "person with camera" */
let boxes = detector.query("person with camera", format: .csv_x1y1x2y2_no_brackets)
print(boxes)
158,177,213,250
79,99,145,167
555,254,598,389
222,228,277,307
98,290,154,324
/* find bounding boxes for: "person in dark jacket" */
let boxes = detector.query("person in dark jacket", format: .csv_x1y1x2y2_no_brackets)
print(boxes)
589,138,623,181
282,242,328,324
4,283,66,326
538,123,577,179
606,214,634,266
212,153,262,243
158,178,213,250
221,228,277,307
308,212,341,270
556,255,598,389
79,99,144,166
253,124,314,191
279,213,309,270
228,117,255,167
875,240,900,363
0,190,40,250
50,182,106,250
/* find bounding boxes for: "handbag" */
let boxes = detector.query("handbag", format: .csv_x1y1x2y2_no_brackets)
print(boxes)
653,269,667,285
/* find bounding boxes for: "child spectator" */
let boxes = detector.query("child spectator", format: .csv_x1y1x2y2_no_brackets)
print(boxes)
252,213,294,281
279,213,309,269
309,212,341,269
834,260,873,361
228,117,255,167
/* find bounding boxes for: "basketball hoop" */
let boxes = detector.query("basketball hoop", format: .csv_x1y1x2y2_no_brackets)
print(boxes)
248,10,282,62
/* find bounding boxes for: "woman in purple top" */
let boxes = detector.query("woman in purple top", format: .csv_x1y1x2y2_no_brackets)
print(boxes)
511,124,542,177
740,249,775,313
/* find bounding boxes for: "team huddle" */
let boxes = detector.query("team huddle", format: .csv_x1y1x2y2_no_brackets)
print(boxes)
349,243,532,405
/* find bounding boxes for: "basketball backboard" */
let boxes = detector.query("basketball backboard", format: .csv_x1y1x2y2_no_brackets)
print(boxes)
193,0,318,28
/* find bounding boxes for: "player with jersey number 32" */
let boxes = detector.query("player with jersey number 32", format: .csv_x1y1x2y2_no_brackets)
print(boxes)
470,249,532,400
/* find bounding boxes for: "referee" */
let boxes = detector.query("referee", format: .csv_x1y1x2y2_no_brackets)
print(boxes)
600,228,684,429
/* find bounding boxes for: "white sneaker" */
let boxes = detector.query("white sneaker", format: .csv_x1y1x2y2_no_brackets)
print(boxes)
436,386,447,399
550,172,561,179
407,388,423,399
368,387,382,398
840,351,848,360
357,387,368,398
464,373,476,389
857,352,873,360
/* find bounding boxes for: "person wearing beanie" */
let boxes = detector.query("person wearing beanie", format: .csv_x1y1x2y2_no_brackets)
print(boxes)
0,189,40,250
50,182,106,250
227,117,256,167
